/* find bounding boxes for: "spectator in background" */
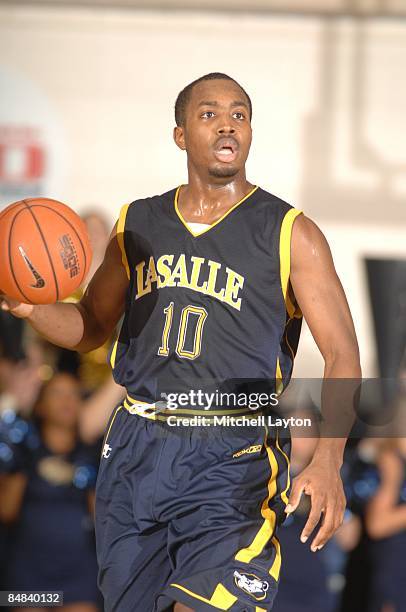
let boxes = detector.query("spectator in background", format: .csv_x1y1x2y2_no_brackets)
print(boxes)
59,209,114,391
81,209,111,283
366,437,406,612
339,437,381,612
0,373,101,612
79,209,117,391
276,406,360,612
0,339,46,418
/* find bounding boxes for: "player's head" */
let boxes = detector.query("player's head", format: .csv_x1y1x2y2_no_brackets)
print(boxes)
174,73,252,180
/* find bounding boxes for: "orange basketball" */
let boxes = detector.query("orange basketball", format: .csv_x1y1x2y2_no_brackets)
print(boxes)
0,198,92,304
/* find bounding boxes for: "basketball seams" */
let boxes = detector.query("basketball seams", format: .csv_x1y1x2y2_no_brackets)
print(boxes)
28,204,89,287
8,207,33,303
0,201,26,221
2,199,90,304
23,200,60,302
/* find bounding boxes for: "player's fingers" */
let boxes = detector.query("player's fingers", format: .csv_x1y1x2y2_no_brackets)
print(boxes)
311,497,346,551
310,507,333,551
285,478,307,514
0,295,33,318
1,294,17,309
300,495,324,543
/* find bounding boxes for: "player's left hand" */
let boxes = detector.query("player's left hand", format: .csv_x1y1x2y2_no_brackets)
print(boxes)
284,457,346,552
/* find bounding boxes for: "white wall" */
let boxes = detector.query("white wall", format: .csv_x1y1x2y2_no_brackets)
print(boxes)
0,5,405,376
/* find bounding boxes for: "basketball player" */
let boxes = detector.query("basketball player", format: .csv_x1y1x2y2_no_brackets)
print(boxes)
1,73,361,611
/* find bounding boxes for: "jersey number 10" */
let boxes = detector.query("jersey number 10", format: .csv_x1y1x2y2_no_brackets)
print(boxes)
158,302,208,360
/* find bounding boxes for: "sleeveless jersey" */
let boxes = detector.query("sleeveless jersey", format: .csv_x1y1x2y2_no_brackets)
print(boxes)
110,185,302,412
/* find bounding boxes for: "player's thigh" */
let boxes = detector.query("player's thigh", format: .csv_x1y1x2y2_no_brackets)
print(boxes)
161,426,290,610
99,526,172,612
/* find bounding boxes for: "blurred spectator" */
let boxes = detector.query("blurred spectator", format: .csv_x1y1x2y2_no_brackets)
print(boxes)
81,209,111,283
339,438,381,612
78,377,124,445
276,408,358,612
0,339,46,418
58,209,114,392
0,373,101,612
366,438,406,612
0,311,25,363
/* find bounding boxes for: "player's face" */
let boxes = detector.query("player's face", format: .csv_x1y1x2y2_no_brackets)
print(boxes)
175,79,252,180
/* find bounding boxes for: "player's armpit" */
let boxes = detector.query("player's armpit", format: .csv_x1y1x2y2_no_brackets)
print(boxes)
77,222,128,353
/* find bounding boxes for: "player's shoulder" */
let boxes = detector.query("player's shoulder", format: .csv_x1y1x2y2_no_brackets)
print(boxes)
117,187,177,227
254,187,302,232
128,187,177,211
256,186,297,216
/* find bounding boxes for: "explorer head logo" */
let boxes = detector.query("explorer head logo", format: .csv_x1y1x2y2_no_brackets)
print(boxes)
233,570,269,601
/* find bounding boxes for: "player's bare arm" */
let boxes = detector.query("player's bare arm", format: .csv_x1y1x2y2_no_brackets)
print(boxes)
0,224,128,352
286,214,361,551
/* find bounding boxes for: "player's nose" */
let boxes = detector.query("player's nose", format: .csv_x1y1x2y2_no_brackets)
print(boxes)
217,124,236,135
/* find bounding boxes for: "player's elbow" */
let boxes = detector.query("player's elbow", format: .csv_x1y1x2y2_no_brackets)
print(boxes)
74,332,109,354
74,303,112,353
323,338,361,377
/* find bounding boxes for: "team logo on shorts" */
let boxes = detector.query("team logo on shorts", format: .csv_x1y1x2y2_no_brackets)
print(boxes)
233,570,269,601
102,443,112,459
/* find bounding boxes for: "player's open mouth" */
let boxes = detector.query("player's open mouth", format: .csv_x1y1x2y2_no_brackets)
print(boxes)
213,137,239,163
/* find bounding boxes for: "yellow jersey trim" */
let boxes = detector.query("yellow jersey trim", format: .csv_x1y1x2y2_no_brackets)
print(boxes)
174,185,259,238
170,582,237,609
235,424,278,564
279,208,302,318
276,358,284,396
110,338,119,369
110,314,126,370
270,535,282,581
116,203,130,280
276,431,291,507
101,404,122,456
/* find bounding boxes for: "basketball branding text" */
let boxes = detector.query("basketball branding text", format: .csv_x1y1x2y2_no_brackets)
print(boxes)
59,234,80,278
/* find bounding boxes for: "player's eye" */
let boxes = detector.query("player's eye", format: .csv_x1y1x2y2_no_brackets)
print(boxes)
233,111,245,120
201,111,215,119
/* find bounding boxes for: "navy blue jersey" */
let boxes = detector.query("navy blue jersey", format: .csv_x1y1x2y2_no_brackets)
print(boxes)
110,185,302,410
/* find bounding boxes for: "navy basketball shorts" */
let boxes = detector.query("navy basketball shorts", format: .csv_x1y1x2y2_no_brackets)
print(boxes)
95,405,291,612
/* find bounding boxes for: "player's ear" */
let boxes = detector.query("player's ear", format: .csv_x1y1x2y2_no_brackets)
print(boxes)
173,126,186,151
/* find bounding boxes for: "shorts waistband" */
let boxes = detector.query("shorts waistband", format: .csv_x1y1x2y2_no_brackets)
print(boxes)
122,393,265,422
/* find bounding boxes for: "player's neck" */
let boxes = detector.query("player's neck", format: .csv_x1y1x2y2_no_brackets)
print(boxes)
179,173,254,224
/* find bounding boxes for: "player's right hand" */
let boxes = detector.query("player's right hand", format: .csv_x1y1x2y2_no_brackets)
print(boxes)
0,295,34,318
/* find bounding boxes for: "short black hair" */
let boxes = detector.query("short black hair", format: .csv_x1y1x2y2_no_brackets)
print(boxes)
174,72,252,127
